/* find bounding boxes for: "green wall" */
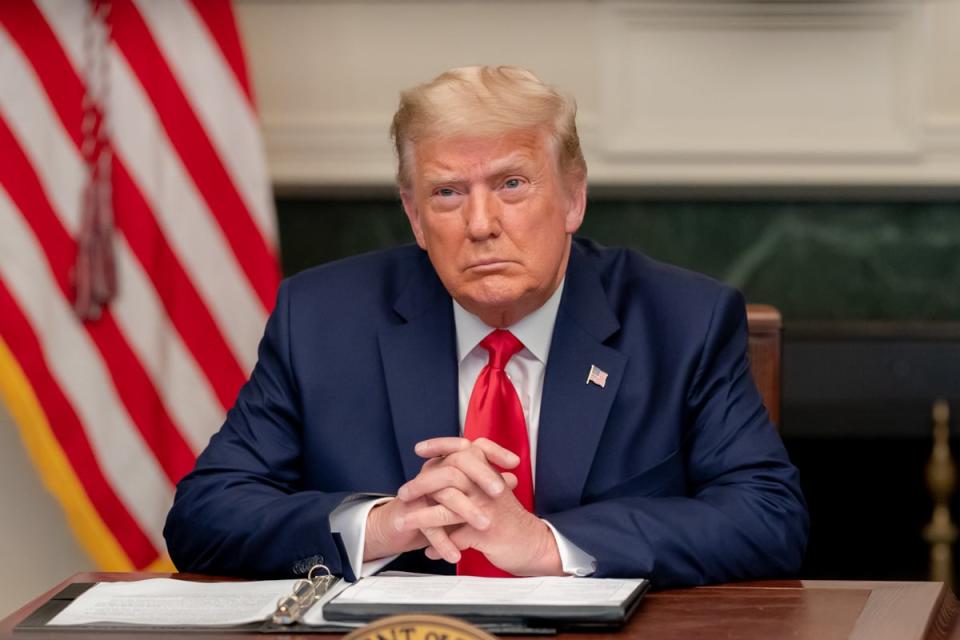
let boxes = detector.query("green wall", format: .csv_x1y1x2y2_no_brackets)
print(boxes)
277,198,960,323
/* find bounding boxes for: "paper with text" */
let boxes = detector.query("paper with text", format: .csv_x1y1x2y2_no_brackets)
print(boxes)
48,579,296,627
328,575,642,607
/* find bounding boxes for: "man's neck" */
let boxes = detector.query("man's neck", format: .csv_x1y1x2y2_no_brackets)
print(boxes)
453,279,565,365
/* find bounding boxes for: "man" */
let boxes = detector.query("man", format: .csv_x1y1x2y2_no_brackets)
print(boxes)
165,66,808,587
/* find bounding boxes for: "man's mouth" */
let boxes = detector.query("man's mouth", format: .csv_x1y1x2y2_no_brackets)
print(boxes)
466,259,514,272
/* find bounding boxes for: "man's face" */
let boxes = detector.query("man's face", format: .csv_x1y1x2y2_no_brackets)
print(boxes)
400,129,586,327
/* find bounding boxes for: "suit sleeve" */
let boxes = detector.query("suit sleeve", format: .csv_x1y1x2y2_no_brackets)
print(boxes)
164,280,359,579
545,288,809,588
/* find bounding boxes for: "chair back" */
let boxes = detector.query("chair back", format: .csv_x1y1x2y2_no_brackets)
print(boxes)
746,304,782,427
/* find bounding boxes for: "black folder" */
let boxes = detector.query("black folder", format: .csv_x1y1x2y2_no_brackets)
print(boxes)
322,578,650,632
14,576,650,635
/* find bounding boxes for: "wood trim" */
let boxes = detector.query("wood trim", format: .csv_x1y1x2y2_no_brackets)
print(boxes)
747,304,782,426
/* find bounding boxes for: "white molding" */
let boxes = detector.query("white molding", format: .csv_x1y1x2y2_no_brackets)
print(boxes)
238,0,960,188
595,1,925,160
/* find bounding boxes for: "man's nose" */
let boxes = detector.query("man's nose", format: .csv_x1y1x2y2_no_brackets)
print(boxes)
464,189,502,240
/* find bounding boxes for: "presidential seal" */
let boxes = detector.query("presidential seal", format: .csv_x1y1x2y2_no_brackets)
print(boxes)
343,614,498,640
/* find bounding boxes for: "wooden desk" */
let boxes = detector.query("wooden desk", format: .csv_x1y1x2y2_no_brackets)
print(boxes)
2,574,959,640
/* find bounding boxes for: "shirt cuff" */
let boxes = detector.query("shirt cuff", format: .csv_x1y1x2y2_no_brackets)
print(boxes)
542,519,597,576
329,496,396,579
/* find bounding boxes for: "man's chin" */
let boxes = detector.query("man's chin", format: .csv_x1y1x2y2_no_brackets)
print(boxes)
455,284,537,326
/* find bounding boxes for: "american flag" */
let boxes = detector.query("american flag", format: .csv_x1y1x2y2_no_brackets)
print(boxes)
586,365,608,389
0,0,279,570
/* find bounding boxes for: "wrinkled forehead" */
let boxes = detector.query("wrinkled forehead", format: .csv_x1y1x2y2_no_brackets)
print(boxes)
407,128,561,179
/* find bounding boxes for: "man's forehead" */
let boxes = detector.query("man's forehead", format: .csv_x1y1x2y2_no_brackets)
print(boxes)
413,130,551,177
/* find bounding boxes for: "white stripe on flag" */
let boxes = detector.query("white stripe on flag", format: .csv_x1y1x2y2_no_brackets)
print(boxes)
0,25,84,222
33,0,87,72
0,28,225,454
108,48,266,373
111,243,227,454
0,186,172,550
133,0,277,247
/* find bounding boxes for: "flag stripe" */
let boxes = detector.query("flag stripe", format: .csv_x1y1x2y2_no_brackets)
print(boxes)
3,6,253,406
0,181,170,556
0,335,136,570
137,0,277,248
186,0,253,106
109,50,266,374
109,234,227,454
0,286,158,568
111,0,279,312
112,159,251,408
0,23,86,232
0,222,172,557
0,116,196,486
0,2,84,147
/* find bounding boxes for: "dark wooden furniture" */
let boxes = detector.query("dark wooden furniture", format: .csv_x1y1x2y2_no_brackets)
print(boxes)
747,303,782,426
3,573,960,639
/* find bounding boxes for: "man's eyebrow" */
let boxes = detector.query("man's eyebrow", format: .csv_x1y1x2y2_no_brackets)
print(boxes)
486,152,534,175
421,152,536,187
423,173,464,186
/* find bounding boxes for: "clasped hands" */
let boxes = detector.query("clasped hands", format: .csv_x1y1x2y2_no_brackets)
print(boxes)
363,437,562,576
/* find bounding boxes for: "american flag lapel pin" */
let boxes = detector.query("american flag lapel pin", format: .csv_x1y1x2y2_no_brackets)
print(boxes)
586,365,608,388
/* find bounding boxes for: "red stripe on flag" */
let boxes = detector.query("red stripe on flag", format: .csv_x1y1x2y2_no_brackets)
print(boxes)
0,1,85,147
0,280,159,568
187,0,254,106
110,0,280,313
1,0,248,411
113,159,249,410
0,118,197,485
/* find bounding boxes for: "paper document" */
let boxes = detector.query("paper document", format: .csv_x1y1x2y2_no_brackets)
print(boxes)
330,575,642,606
43,574,646,630
49,579,297,627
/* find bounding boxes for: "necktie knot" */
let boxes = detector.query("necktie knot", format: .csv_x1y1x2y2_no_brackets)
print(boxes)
480,329,523,370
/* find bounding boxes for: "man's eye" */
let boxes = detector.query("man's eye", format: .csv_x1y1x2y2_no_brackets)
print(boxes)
503,178,522,189
435,188,457,197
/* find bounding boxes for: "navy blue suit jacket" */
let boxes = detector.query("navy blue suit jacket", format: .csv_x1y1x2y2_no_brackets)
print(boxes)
164,238,808,588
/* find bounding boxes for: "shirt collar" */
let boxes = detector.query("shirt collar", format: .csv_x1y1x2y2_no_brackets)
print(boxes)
453,279,565,364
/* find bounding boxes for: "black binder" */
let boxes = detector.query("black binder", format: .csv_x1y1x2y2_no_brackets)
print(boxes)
322,578,650,632
14,572,650,635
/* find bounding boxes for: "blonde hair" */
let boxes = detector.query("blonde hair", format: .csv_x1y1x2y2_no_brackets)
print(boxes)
390,65,586,189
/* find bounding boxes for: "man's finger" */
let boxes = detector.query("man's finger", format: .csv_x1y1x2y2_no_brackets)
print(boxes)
420,526,461,563
424,545,442,561
430,487,491,530
397,465,471,502
414,437,472,458
395,506,463,564
416,437,521,469
397,503,466,531
408,450,506,500
448,525,480,552
470,438,521,469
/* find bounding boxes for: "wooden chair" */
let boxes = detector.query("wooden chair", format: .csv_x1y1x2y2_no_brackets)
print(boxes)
746,304,782,427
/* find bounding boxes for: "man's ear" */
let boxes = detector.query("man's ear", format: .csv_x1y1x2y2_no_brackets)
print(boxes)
564,177,587,234
400,189,427,249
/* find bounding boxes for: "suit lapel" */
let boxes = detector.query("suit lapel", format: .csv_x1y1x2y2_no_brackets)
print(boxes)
536,245,627,514
378,253,460,482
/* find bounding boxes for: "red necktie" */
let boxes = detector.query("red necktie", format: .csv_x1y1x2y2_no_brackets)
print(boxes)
458,329,534,577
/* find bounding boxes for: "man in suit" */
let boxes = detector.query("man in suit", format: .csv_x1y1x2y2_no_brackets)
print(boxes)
164,66,808,587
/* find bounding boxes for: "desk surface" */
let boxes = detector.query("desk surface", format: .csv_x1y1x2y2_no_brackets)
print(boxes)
2,573,959,640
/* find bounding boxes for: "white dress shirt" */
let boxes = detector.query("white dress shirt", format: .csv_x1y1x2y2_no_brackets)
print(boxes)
330,279,597,578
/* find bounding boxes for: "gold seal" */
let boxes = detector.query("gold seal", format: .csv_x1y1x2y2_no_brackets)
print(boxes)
343,614,498,640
